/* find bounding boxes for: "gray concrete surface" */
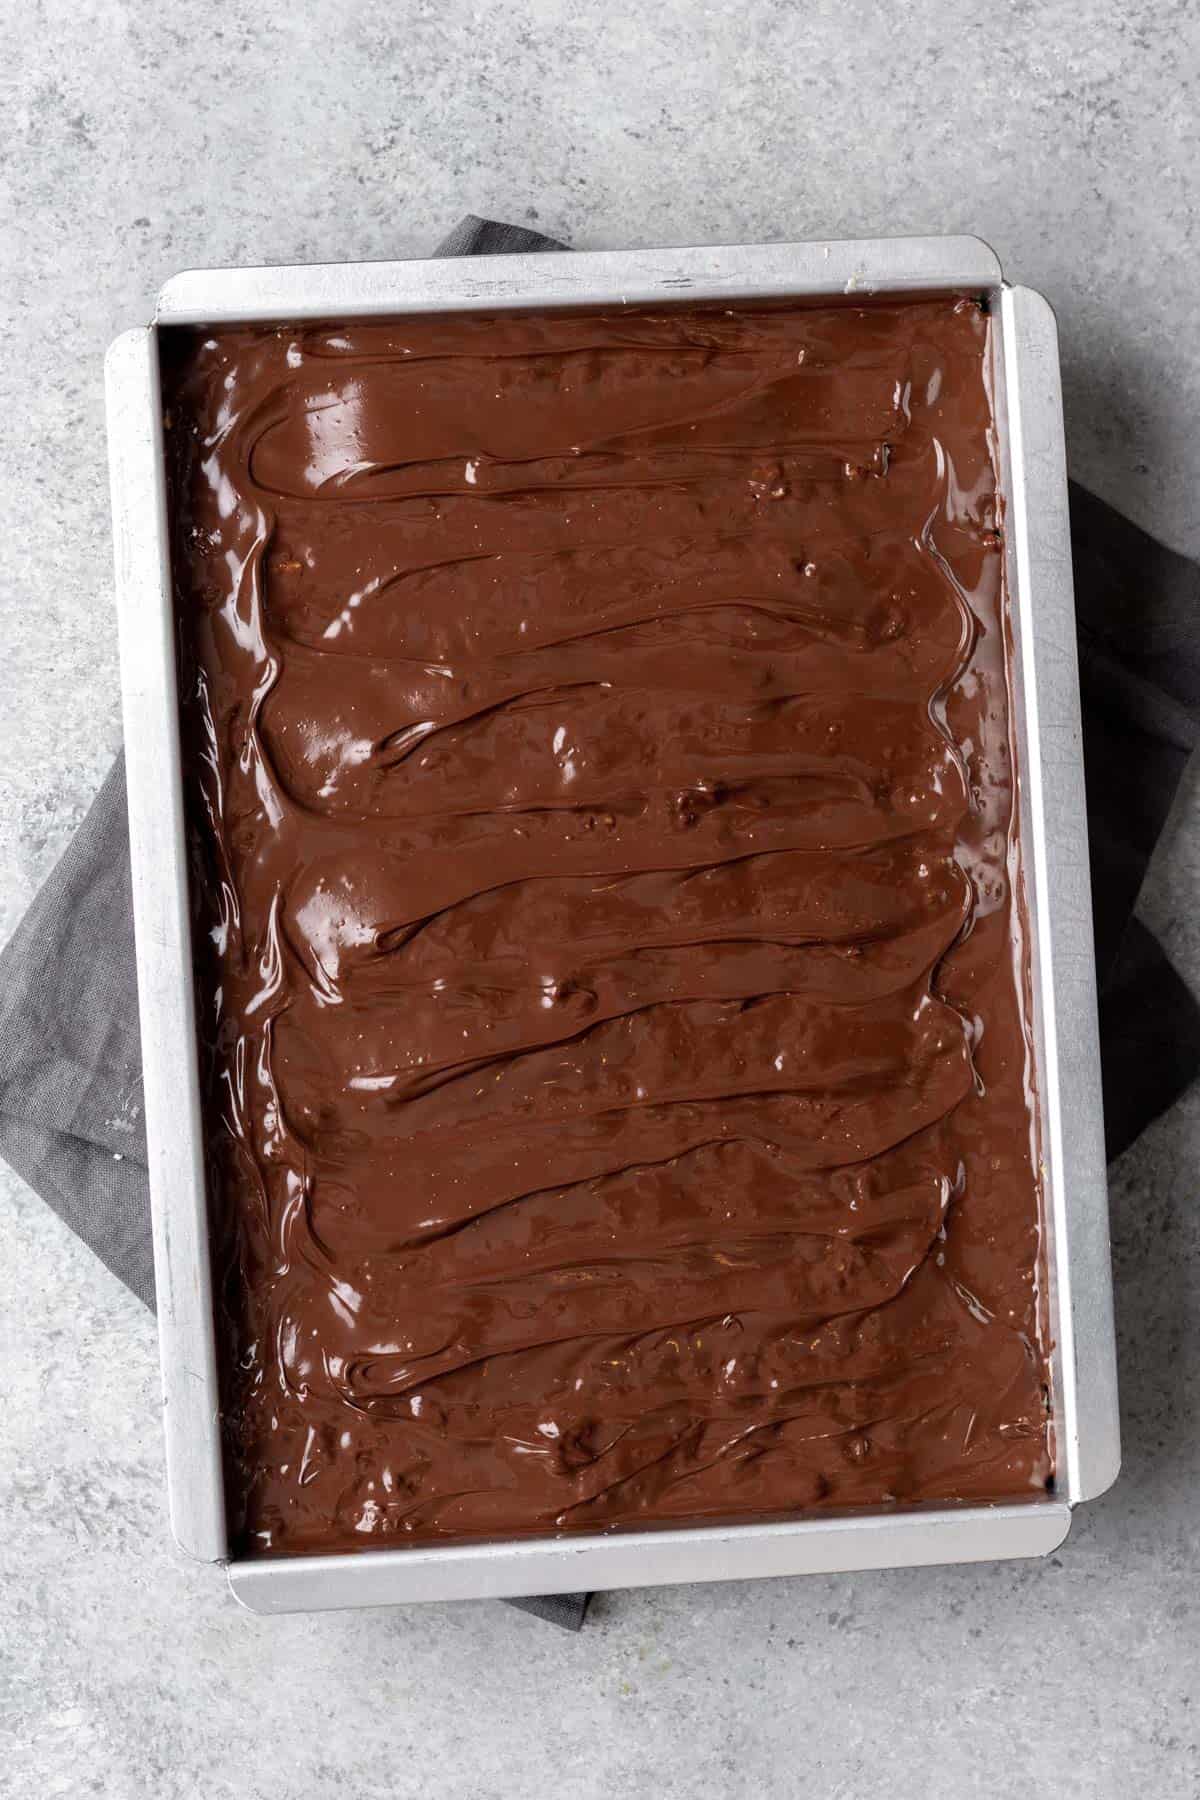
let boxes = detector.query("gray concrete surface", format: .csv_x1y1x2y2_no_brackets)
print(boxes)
2,2,1199,1795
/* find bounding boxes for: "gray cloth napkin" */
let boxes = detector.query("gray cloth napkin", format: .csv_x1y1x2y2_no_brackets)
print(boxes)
0,216,585,1634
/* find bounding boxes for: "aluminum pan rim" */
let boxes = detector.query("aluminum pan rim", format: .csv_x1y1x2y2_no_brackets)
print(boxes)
106,234,1118,1608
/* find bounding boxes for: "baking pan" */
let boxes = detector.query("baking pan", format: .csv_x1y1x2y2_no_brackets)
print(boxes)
104,235,1119,1613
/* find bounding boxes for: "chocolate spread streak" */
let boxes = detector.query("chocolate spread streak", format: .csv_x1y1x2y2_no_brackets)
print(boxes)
162,296,1051,1558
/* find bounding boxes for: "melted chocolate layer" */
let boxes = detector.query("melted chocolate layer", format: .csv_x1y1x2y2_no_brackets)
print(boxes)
163,296,1050,1558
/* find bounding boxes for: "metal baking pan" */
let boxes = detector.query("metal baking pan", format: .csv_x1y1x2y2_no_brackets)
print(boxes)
105,235,1119,1614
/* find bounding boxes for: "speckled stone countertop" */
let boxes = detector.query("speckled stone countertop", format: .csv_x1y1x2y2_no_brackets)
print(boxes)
2,4,1199,1796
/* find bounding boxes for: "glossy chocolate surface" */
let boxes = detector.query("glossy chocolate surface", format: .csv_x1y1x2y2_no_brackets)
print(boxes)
163,295,1051,1558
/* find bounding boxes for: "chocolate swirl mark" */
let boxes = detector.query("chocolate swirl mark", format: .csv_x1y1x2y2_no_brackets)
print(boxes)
246,349,908,500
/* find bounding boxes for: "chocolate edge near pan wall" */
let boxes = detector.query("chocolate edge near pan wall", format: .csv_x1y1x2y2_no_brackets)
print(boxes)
992,283,1118,1507
103,238,1117,1611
